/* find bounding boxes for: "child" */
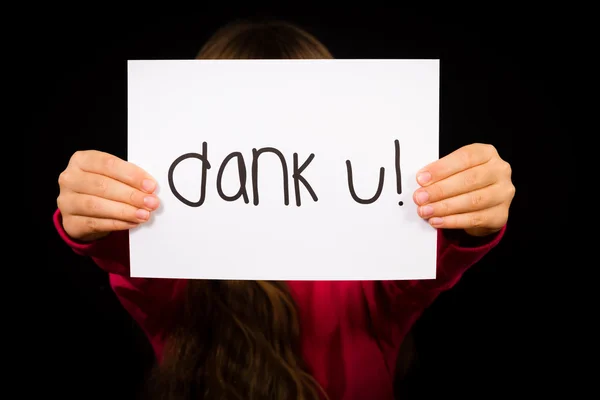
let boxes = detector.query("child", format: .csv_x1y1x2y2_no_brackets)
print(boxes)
54,19,514,400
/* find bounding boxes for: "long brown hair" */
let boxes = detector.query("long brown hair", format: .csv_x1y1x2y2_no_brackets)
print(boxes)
146,19,332,400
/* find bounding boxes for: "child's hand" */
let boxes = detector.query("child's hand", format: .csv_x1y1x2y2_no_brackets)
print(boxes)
412,143,515,237
57,150,160,241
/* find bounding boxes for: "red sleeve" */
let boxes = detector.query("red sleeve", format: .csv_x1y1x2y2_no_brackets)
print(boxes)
53,209,181,358
396,225,507,296
53,209,131,275
361,225,506,366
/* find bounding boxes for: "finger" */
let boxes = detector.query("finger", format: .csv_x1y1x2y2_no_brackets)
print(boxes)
70,150,157,193
416,143,497,186
63,215,138,237
413,163,497,206
61,170,160,211
417,184,505,219
60,193,151,223
427,204,508,231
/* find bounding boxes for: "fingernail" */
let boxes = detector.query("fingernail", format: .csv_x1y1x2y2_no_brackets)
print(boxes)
143,196,159,209
420,205,434,217
415,191,429,205
142,179,156,193
429,217,443,226
136,209,150,220
417,171,431,185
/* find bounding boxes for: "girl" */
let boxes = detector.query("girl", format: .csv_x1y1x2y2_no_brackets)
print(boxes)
54,19,514,400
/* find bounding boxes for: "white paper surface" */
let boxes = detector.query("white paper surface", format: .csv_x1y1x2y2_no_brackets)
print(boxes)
127,59,439,280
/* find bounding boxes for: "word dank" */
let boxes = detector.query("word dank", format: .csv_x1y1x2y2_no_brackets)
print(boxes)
167,140,404,207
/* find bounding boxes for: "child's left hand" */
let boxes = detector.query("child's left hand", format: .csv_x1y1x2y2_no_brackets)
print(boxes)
413,143,515,237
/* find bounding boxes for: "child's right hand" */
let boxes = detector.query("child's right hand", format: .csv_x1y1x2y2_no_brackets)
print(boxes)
56,150,160,242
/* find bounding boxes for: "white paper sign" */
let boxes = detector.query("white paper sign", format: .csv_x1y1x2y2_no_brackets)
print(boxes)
127,59,439,280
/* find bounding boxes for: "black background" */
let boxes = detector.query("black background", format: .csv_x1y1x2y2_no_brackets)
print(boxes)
29,6,572,399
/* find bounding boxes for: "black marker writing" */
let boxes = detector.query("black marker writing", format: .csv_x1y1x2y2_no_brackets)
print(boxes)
167,142,211,207
168,140,400,207
395,139,403,206
292,153,318,206
252,147,290,206
216,151,249,203
345,161,385,204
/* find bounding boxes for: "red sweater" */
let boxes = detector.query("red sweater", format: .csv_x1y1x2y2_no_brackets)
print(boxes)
53,209,504,399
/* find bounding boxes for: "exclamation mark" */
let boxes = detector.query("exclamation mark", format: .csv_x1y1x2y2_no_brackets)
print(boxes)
395,139,403,206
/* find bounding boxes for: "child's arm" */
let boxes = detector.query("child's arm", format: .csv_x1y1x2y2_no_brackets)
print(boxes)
362,226,506,358
53,208,181,358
